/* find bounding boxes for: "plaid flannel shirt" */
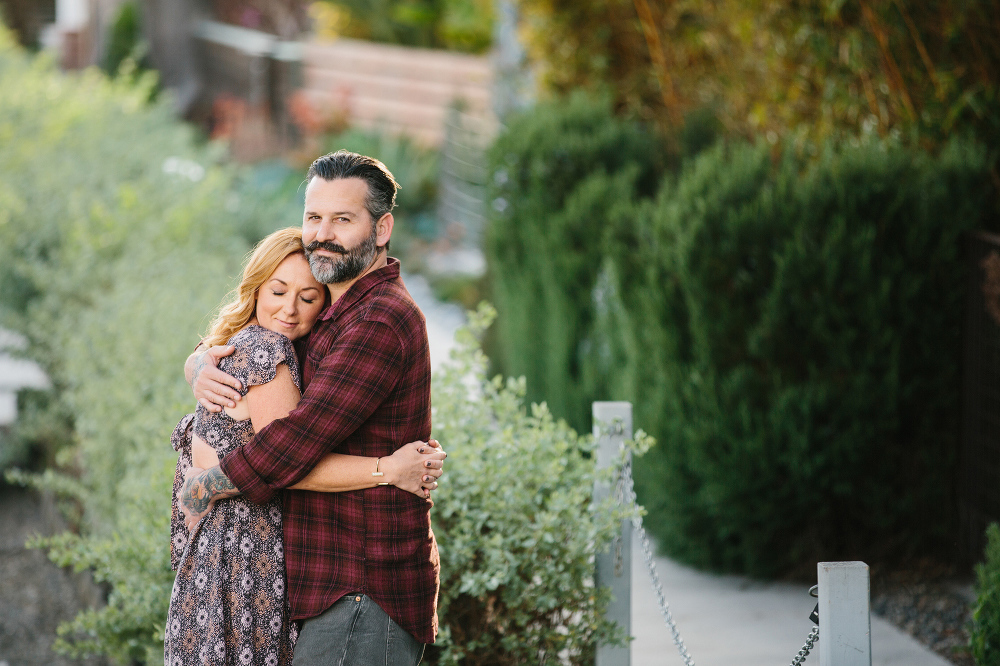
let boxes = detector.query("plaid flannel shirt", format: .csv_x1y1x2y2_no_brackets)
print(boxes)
220,258,439,644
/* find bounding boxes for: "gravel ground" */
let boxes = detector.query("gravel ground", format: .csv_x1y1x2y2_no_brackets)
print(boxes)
871,567,977,666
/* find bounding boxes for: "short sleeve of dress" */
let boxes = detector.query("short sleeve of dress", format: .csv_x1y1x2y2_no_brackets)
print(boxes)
220,325,302,395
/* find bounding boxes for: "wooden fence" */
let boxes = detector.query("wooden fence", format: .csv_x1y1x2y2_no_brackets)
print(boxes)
300,38,496,147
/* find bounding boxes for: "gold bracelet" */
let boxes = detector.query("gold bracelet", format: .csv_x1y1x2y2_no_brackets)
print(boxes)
373,457,390,486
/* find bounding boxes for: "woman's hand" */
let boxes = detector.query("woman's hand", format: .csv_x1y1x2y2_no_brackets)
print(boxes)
380,440,446,499
186,345,241,412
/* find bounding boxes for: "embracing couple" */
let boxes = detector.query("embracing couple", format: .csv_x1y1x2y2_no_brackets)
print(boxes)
167,151,443,666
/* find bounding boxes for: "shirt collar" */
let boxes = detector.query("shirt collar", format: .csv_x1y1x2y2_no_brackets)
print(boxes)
319,257,401,322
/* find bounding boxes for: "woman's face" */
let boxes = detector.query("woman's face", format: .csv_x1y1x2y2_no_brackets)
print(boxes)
255,253,326,341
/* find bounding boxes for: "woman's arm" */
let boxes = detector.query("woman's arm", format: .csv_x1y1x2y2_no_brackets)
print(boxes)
290,442,445,497
247,363,445,497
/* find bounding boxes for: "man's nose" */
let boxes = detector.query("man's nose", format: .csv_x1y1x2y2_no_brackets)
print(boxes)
313,219,337,243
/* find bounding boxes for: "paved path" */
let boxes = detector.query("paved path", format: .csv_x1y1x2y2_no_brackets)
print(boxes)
402,272,465,372
631,532,952,666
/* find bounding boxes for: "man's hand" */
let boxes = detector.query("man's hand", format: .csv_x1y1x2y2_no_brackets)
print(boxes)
185,346,241,412
381,440,447,499
179,465,241,530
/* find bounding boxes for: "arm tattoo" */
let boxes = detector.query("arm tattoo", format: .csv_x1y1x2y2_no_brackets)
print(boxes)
180,466,241,516
190,351,209,388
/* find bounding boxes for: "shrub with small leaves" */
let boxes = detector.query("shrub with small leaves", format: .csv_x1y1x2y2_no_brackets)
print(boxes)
428,304,651,665
971,523,1000,666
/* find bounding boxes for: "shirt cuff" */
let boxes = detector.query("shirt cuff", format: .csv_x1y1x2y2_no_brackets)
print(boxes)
219,447,277,504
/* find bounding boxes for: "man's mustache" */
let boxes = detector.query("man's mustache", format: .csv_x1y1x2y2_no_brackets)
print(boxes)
305,241,348,255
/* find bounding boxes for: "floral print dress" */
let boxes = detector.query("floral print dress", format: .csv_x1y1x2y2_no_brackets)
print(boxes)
165,325,301,666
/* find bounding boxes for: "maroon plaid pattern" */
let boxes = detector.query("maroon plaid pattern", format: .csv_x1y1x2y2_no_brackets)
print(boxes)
220,258,439,644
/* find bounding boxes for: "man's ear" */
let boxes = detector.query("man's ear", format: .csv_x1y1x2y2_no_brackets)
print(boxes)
376,212,394,248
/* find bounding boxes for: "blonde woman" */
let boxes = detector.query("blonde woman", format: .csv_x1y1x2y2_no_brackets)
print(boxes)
165,228,443,666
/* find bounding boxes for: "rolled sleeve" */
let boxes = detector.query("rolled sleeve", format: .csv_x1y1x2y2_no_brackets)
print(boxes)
220,319,403,503
220,445,279,503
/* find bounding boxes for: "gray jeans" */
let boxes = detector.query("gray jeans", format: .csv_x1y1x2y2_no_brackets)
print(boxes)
292,594,424,666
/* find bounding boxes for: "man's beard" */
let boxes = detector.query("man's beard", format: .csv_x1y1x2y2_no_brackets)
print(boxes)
305,227,380,284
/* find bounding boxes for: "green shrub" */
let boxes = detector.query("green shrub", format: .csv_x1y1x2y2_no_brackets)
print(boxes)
312,0,493,53
484,88,994,575
484,93,665,433
102,1,144,77
428,304,647,664
972,523,1000,666
605,138,991,575
0,29,253,661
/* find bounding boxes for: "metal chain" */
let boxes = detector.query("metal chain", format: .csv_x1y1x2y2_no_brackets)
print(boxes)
617,452,697,666
789,626,820,666
614,446,820,666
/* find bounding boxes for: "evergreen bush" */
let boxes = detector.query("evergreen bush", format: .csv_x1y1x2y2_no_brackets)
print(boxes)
484,93,664,433
971,523,1000,666
603,138,991,575
484,88,994,575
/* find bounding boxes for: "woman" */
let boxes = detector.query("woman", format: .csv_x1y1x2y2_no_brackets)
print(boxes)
165,227,443,666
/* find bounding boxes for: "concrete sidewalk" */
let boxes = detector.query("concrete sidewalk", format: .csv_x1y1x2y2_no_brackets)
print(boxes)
630,532,952,666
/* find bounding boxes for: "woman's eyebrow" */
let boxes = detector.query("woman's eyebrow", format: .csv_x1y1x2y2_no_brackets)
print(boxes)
269,278,288,286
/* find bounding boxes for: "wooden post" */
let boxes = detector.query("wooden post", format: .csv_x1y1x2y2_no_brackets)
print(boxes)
593,402,632,666
818,561,872,666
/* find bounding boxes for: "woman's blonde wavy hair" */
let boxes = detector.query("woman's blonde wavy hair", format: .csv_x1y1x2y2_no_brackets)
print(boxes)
202,227,321,348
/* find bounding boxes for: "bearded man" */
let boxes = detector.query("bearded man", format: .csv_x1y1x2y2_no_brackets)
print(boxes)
180,150,440,665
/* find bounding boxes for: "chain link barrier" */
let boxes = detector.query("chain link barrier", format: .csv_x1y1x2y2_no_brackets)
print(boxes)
608,431,820,666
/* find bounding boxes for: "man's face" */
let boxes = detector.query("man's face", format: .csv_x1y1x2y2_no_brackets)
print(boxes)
302,177,380,285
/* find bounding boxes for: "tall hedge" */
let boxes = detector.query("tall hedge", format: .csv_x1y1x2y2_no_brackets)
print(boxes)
484,93,664,431
612,139,991,575
485,96,994,576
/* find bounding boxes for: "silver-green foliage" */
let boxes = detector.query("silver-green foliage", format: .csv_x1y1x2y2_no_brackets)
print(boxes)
0,25,249,663
429,304,648,664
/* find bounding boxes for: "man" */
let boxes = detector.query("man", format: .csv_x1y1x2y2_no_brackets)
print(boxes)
180,150,440,665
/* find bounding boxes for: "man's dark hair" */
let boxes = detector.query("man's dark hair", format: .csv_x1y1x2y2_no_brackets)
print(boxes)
306,150,400,225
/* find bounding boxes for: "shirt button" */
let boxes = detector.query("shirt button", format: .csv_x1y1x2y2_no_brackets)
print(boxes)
355,596,361,602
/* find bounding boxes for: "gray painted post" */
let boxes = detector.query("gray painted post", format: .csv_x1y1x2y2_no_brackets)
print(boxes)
818,562,872,666
593,402,632,666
